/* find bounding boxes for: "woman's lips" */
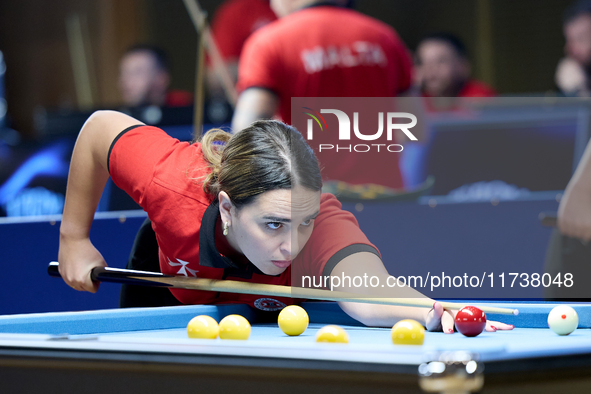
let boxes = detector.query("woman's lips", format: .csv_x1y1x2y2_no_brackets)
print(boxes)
271,260,291,268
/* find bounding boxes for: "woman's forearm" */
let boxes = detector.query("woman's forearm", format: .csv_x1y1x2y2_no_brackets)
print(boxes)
330,252,434,326
60,117,110,240
60,110,142,239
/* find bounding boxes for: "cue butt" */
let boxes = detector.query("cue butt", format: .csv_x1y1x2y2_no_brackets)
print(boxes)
48,261,173,287
48,261,60,277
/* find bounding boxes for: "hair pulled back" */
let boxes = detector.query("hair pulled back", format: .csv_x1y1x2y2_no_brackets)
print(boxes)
200,120,322,209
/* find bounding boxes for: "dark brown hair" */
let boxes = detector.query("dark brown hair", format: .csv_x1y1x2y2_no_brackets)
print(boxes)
200,120,322,209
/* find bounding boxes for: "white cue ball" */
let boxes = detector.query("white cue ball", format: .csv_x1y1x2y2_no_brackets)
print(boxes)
548,305,579,335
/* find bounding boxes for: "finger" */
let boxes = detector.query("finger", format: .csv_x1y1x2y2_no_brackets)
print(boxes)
77,282,96,293
486,321,514,331
425,302,444,332
74,281,92,293
89,280,100,293
80,270,100,293
67,273,97,293
441,310,456,334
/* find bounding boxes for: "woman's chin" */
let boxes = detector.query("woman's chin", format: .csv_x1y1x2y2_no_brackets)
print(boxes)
258,262,289,276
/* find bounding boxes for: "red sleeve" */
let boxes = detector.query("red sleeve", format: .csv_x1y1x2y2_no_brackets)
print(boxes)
292,194,380,285
108,125,183,208
236,27,281,94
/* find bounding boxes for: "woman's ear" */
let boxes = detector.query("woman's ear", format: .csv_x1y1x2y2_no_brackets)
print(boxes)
218,191,234,224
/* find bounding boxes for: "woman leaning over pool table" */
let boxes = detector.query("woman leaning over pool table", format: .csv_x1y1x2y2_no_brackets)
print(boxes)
57,110,512,333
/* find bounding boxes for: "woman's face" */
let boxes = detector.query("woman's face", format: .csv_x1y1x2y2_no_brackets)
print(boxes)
219,186,321,275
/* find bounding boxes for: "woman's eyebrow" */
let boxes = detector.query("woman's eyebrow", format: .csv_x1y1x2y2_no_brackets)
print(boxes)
262,211,319,223
262,216,290,223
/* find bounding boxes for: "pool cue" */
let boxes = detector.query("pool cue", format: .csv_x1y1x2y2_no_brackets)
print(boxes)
539,212,557,227
65,13,96,109
194,32,206,137
182,0,238,107
182,0,206,138
48,262,518,316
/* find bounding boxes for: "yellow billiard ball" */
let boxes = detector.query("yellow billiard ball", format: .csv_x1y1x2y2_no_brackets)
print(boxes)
219,314,251,340
391,319,425,345
187,315,219,339
315,325,349,343
278,305,309,336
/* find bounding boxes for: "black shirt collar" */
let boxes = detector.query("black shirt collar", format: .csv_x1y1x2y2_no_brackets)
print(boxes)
198,199,236,269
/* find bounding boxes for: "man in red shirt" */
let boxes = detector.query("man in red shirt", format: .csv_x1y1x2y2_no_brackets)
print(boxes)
415,33,496,98
233,0,412,126
231,0,413,189
118,45,193,107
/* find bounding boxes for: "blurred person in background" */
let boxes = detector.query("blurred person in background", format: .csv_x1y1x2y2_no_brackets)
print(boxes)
556,0,591,96
119,44,192,107
414,32,496,98
555,57,589,95
207,0,276,97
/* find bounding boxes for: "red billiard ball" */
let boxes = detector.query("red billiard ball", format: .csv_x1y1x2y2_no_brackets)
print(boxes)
455,306,486,337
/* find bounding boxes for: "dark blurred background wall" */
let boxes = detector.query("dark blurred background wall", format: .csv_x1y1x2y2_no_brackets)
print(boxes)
0,0,573,138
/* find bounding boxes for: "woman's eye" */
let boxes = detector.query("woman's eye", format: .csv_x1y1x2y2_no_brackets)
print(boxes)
301,219,313,226
266,222,282,230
